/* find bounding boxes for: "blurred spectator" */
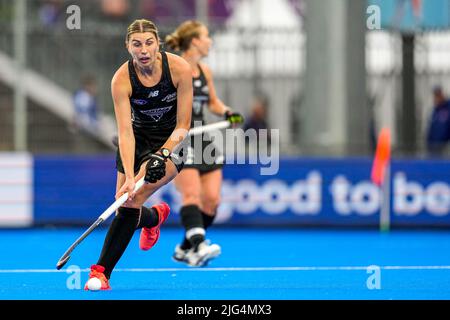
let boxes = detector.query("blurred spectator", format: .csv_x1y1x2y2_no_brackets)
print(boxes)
100,0,130,21
367,94,377,154
139,0,179,23
140,0,156,19
426,85,450,157
244,95,269,132
38,0,63,27
290,93,302,147
72,75,99,134
243,95,271,148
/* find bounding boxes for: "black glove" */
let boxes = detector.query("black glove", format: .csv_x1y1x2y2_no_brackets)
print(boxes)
224,110,244,125
144,153,166,183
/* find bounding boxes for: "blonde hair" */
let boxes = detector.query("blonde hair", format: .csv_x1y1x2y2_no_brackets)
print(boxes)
165,20,205,52
125,19,160,44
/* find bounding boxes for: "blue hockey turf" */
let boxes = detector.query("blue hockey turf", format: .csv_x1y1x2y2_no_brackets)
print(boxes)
0,227,450,300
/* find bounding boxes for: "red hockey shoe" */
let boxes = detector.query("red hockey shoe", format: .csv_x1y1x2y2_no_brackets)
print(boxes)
84,265,111,291
139,202,170,251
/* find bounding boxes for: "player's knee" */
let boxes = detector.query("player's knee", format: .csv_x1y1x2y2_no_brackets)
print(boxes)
182,192,201,206
202,193,221,213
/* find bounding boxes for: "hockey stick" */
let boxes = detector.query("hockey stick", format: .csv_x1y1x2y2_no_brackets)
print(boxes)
110,120,231,147
187,120,230,136
56,178,145,270
56,120,231,270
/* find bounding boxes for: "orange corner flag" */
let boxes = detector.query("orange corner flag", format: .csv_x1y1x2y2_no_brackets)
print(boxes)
371,127,391,186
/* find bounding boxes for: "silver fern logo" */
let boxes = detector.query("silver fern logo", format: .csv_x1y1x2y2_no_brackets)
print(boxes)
139,106,173,121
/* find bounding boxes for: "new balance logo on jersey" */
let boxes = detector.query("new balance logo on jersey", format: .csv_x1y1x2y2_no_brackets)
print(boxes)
148,90,159,98
139,106,173,122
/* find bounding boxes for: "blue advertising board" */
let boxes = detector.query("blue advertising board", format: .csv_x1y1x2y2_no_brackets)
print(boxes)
32,156,450,228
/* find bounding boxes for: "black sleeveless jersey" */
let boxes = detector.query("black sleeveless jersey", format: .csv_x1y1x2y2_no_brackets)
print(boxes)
128,51,177,132
191,65,209,127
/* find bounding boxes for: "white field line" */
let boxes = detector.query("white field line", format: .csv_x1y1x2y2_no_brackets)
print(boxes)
0,265,450,273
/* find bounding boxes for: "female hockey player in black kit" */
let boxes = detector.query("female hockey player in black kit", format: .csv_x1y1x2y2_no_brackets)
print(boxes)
84,19,193,290
165,20,243,267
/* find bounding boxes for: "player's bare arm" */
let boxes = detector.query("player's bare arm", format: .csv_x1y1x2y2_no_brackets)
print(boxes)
112,64,136,195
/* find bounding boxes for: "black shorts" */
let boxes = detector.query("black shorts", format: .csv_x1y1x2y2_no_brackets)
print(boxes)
116,126,184,174
182,134,224,175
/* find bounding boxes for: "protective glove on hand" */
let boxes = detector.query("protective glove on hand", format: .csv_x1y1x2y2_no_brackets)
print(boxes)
224,109,244,125
144,153,166,183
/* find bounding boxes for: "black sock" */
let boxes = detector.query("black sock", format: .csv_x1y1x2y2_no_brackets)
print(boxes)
136,206,158,229
180,237,191,250
180,209,217,249
97,207,140,279
201,210,216,229
180,205,205,249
